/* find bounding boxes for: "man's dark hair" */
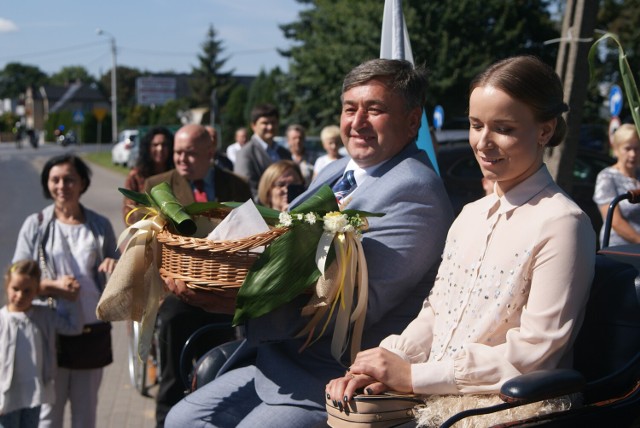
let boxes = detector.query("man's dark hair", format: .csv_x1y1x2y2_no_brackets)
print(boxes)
250,103,279,124
342,59,428,111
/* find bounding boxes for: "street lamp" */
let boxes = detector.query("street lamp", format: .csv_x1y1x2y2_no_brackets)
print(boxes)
96,28,118,143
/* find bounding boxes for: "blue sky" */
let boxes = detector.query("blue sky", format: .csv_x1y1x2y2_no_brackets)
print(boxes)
0,0,306,78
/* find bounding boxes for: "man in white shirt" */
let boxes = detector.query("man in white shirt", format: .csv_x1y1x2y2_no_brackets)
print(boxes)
225,127,248,165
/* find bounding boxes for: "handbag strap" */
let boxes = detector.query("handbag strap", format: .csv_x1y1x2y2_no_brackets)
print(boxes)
37,211,56,279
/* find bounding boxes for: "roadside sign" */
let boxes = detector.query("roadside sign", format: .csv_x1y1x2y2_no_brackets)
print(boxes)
93,107,108,122
609,116,621,145
72,110,85,124
433,105,444,130
609,85,623,117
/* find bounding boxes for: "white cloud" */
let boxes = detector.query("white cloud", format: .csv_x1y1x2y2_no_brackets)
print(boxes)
0,18,18,33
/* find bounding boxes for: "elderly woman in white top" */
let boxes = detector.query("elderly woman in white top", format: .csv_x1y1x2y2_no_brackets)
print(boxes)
327,56,595,409
593,123,640,246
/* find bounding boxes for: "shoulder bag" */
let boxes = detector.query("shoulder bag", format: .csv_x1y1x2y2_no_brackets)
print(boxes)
326,391,424,427
37,212,113,369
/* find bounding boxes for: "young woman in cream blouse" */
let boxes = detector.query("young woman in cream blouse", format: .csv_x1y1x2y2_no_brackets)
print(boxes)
327,56,595,405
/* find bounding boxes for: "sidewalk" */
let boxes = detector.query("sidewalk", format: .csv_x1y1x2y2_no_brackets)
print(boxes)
64,321,158,428
95,321,157,428
62,321,157,428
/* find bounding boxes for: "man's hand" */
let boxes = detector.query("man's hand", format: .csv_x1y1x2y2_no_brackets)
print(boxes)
165,277,237,314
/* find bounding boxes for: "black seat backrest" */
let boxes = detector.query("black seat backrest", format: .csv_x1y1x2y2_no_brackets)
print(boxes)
191,339,243,392
572,254,640,393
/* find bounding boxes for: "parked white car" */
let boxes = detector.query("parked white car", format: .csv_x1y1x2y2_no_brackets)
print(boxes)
111,130,139,167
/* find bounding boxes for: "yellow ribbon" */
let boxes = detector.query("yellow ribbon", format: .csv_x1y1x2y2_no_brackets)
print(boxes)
297,230,368,362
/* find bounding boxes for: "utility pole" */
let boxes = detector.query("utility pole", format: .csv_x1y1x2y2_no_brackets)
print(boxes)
546,0,598,192
97,29,118,143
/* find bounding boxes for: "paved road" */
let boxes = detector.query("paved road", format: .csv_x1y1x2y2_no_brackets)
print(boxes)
0,142,156,428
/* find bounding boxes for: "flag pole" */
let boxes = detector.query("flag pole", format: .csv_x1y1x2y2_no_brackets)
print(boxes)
380,0,440,175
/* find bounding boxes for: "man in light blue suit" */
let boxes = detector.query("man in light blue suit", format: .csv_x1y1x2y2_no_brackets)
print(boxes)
166,58,454,427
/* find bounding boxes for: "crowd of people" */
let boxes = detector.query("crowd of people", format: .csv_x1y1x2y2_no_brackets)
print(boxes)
0,55,637,428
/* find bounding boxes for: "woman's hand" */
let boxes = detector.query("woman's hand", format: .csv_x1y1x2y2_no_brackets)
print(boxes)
326,372,380,405
326,347,413,404
164,278,236,314
52,275,80,301
350,347,413,394
98,257,117,275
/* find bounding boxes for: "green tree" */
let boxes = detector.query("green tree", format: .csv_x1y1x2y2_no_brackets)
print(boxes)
244,68,286,127
156,99,190,126
50,66,95,86
99,65,143,132
221,84,248,146
410,0,559,119
124,104,152,128
99,65,142,109
0,112,20,132
279,0,560,132
0,62,49,98
189,24,236,112
280,1,383,132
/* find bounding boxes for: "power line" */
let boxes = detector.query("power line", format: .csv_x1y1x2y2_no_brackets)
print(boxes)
119,46,277,57
1,40,282,63
0,41,105,62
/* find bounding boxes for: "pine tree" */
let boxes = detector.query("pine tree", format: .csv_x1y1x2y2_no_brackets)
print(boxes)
189,24,236,116
221,84,248,146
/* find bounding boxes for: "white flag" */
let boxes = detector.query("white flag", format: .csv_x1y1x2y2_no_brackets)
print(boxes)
379,0,440,175
380,0,414,64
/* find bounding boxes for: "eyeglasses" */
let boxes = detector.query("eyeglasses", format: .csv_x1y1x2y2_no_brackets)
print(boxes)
273,180,303,188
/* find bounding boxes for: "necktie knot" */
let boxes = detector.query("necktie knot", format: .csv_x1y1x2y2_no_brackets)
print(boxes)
193,179,208,202
332,170,357,203
266,145,280,162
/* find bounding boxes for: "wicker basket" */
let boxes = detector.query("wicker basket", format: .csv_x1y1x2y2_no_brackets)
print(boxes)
157,224,288,294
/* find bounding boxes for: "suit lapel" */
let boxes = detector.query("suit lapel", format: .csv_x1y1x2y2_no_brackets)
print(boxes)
290,142,424,209
249,137,272,171
290,158,348,208
172,171,196,205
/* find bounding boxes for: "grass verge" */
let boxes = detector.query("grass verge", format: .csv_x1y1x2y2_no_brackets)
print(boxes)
83,151,129,176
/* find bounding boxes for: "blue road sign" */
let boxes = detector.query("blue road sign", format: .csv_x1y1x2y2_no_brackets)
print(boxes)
609,85,623,117
433,105,444,130
72,110,85,124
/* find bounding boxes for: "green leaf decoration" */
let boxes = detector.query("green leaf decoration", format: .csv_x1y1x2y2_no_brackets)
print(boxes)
589,33,640,138
118,182,197,236
232,184,385,324
148,182,196,236
222,201,282,225
119,187,151,206
233,221,326,324
290,185,338,214
184,201,230,215
232,184,340,325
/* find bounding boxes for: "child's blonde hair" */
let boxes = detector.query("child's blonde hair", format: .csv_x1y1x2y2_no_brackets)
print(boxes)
4,260,41,289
